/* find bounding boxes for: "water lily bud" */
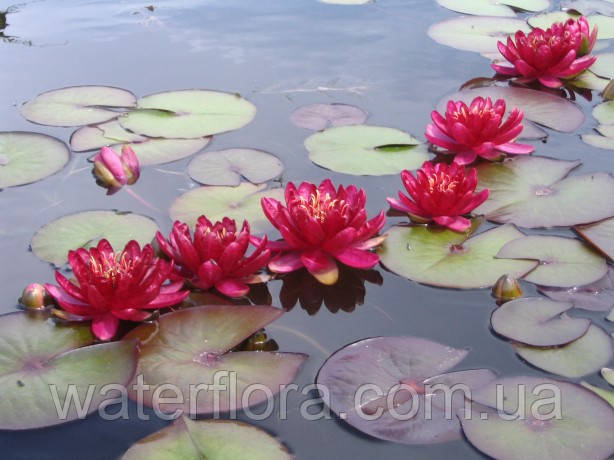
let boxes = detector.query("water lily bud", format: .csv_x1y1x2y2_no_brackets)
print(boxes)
491,274,523,302
20,283,47,310
244,330,279,351
120,145,140,185
92,146,140,194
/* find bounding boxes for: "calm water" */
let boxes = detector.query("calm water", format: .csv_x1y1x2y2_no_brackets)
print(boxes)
0,0,612,458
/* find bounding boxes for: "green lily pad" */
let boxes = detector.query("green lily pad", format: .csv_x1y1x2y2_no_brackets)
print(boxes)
170,183,284,232
575,217,614,260
514,324,613,377
491,297,591,346
188,149,284,186
70,120,146,151
603,367,614,384
593,101,614,124
0,312,137,430
305,125,427,176
497,235,607,287
461,376,614,460
582,133,614,150
528,12,614,39
378,222,538,289
20,86,136,127
582,381,614,408
119,90,257,139
428,16,531,54
475,156,614,228
436,0,549,17
0,132,70,188
123,305,306,415
569,70,610,91
439,87,585,132
31,210,159,266
122,416,290,460
591,53,614,79
562,0,614,16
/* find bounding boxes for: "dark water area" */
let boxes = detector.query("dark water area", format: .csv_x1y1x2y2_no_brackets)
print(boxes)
0,0,612,458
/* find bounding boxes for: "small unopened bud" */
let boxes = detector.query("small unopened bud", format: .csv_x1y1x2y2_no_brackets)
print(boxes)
244,330,279,351
20,283,47,310
92,146,140,194
492,274,523,302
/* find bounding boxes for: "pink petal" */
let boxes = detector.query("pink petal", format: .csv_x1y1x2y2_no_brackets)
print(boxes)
91,314,120,341
496,142,535,154
300,249,339,285
215,279,250,298
452,150,478,165
112,309,151,321
45,284,93,317
433,215,471,232
491,63,520,76
332,246,380,270
537,76,563,88
268,251,304,273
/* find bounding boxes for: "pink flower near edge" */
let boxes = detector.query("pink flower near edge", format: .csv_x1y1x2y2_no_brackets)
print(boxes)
254,179,386,286
387,161,489,232
425,97,534,165
492,17,598,88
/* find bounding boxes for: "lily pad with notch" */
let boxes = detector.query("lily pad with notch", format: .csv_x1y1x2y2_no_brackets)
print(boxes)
290,103,367,131
378,221,538,289
575,217,614,260
123,305,306,414
316,336,497,445
31,210,159,266
0,312,137,430
0,132,70,188
305,124,427,176
21,85,136,127
562,0,614,16
475,156,614,228
436,0,550,17
539,267,614,311
118,90,257,139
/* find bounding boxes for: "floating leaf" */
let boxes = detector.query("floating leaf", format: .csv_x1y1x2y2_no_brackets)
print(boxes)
475,156,614,228
576,217,614,260
582,133,614,150
119,90,256,139
491,297,590,346
603,367,614,385
436,0,549,17
0,132,69,188
305,125,427,176
461,376,614,460
539,267,614,311
497,235,607,287
188,149,283,186
528,11,614,39
428,16,531,53
70,120,146,151
123,305,306,414
593,101,614,124
582,381,614,407
20,86,136,127
290,103,367,130
31,210,159,266
169,183,283,232
519,121,548,139
378,222,537,289
514,324,613,377
591,53,614,79
0,312,137,430
569,70,610,91
122,416,290,460
316,336,496,445
562,0,614,16
439,87,585,132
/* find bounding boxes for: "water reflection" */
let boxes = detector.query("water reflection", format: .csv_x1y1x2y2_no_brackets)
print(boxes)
0,7,31,46
280,266,383,315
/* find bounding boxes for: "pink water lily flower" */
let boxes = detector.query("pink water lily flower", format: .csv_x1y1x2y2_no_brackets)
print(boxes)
253,179,386,285
387,161,489,232
425,97,534,165
492,17,598,88
93,145,140,194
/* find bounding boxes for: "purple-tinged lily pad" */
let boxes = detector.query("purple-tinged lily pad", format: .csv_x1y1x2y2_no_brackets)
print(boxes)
461,376,614,460
436,0,549,17
290,103,367,131
20,86,136,127
31,210,159,266
0,132,70,188
70,120,147,151
562,0,614,16
316,336,496,445
476,156,614,228
591,53,614,79
0,312,137,430
497,235,607,288
119,90,257,139
529,11,614,39
123,305,306,415
519,121,548,139
305,125,426,176
439,87,584,132
582,381,614,407
169,183,284,232
491,297,590,346
378,222,538,289
574,217,614,260
514,324,613,377
539,267,614,311
188,149,284,186
428,16,531,54
122,416,291,460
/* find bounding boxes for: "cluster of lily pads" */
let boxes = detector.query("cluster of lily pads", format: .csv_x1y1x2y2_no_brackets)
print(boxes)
2,2,614,459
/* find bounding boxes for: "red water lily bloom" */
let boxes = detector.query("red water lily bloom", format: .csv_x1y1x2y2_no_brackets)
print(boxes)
425,97,534,165
254,179,386,285
45,240,189,341
387,161,489,232
156,216,271,298
492,17,598,88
